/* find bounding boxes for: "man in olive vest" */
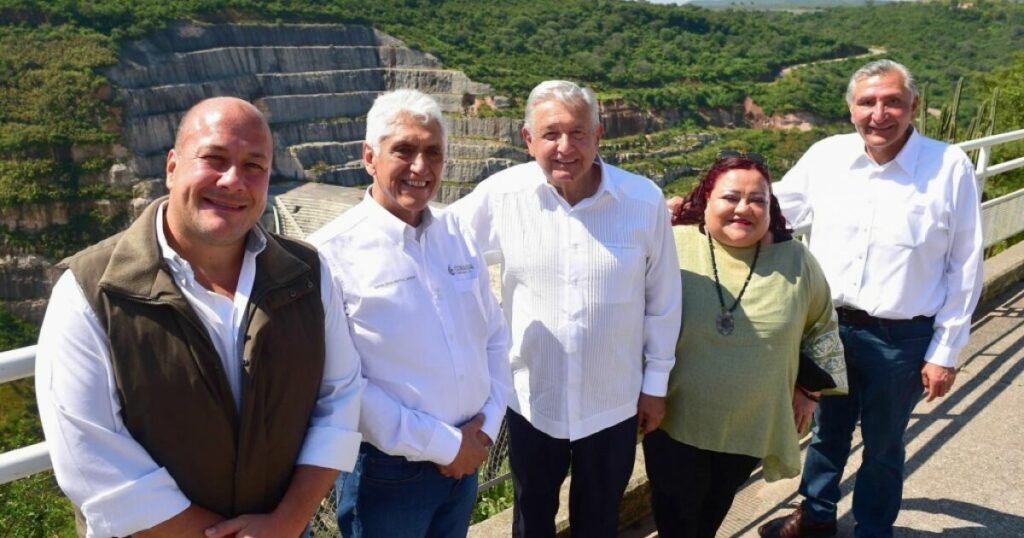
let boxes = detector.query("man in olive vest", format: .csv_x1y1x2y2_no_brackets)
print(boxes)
35,97,364,538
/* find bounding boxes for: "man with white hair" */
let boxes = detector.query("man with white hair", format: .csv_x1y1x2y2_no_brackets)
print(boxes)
450,80,682,537
307,89,511,537
759,60,983,538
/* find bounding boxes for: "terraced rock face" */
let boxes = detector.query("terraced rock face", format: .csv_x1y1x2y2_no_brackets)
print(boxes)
106,21,526,190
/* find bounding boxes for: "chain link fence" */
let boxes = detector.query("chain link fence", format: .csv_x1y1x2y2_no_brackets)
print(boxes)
308,419,512,536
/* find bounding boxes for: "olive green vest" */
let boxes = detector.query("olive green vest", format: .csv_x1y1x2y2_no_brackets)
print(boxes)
64,198,325,520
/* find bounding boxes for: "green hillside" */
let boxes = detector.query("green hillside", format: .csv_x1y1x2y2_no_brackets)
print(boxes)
2,0,1022,211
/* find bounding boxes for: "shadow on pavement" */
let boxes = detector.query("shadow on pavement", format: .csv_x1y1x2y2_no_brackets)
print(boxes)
729,282,1024,537
896,497,1024,536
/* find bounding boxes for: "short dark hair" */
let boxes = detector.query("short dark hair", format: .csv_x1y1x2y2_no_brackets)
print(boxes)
672,156,792,242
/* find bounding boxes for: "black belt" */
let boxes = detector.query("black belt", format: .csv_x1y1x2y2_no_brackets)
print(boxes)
837,307,933,327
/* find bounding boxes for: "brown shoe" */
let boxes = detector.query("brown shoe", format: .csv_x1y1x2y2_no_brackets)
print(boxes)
758,505,837,538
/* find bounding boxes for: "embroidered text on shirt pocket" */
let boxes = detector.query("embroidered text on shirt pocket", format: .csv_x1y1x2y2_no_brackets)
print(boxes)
449,261,478,292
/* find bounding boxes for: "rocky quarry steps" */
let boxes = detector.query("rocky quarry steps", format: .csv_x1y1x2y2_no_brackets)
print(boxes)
108,21,527,186
1,22,540,319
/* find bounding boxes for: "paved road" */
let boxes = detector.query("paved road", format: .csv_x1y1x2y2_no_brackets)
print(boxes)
623,281,1024,537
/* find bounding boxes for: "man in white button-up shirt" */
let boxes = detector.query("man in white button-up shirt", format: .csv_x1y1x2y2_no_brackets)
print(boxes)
450,80,682,538
307,90,512,538
759,61,983,538
35,97,364,538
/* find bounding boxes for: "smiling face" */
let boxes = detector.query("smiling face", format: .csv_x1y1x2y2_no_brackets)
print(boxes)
365,113,444,226
703,167,771,248
164,98,272,252
849,71,918,164
523,99,603,203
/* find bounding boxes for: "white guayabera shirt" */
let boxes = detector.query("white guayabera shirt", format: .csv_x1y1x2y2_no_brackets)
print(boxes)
774,129,984,368
450,160,682,441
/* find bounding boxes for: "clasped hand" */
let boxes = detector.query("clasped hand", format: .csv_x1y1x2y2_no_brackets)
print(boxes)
436,413,490,480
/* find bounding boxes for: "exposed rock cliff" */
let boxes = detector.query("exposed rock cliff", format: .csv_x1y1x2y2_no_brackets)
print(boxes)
105,22,526,187
1,22,532,312
0,255,58,323
743,96,826,131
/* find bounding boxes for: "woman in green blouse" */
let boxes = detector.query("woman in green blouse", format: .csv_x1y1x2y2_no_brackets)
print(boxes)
646,154,847,537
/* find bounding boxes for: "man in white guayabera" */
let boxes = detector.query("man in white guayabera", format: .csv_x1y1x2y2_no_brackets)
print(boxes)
450,80,682,538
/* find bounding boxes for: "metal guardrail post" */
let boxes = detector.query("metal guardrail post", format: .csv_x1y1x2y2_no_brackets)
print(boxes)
976,144,991,196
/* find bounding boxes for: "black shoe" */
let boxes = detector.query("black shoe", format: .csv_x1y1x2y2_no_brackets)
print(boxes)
758,505,837,538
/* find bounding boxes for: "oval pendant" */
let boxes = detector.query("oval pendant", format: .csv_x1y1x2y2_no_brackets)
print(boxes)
716,312,735,336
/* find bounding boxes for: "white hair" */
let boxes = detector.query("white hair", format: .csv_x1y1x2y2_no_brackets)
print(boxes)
364,89,447,154
846,59,918,104
524,80,600,134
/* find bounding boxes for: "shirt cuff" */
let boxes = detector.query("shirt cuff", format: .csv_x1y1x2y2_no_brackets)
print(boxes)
640,369,671,397
297,427,362,472
925,343,959,368
479,401,504,444
80,466,190,538
419,421,462,466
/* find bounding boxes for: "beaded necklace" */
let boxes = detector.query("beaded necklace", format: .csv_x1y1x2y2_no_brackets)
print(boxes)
707,232,760,336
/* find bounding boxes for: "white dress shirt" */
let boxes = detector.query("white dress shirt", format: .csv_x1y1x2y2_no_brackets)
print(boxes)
774,130,983,367
35,204,363,538
307,192,512,466
450,160,682,441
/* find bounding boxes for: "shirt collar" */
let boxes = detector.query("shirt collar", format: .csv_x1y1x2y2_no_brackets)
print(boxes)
155,202,267,282
851,127,921,177
594,159,621,202
360,187,434,245
890,128,922,177
533,157,620,205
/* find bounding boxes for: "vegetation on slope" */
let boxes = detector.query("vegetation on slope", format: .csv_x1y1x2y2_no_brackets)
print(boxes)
0,25,118,204
753,2,1024,119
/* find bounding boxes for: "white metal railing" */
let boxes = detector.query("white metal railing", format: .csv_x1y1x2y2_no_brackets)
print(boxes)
0,346,49,484
959,128,1024,248
2,129,1024,486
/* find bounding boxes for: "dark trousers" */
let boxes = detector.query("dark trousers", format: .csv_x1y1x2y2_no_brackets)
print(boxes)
800,317,933,538
507,410,638,538
643,429,760,538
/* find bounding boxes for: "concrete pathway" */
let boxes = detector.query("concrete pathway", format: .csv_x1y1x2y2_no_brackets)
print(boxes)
622,281,1024,537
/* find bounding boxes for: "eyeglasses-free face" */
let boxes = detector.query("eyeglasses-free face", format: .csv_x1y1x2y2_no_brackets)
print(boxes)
703,167,772,248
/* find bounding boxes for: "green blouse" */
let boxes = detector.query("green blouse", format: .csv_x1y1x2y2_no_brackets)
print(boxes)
661,225,844,481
